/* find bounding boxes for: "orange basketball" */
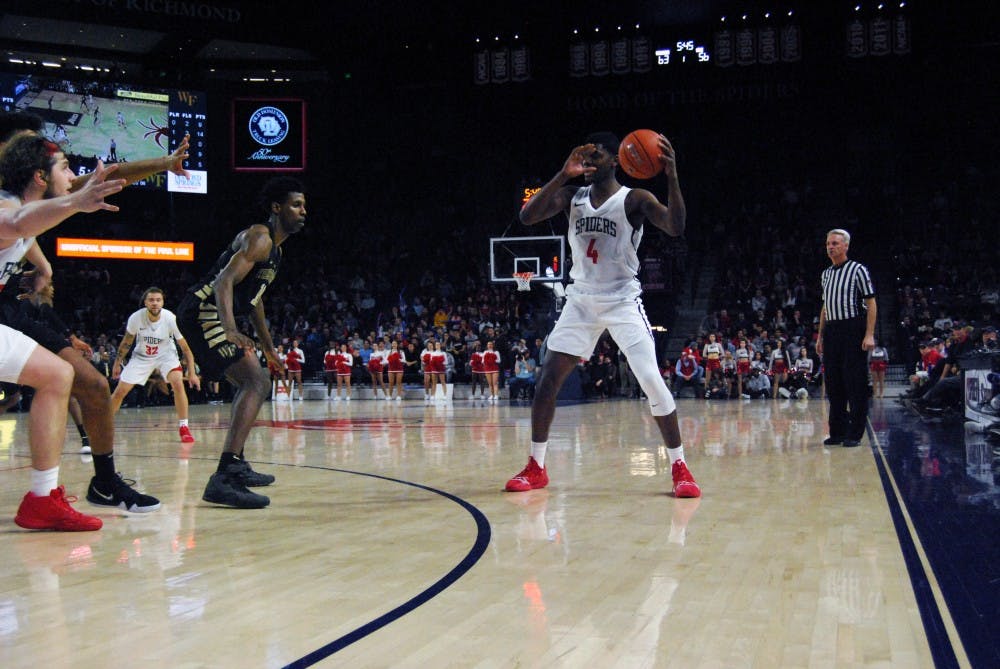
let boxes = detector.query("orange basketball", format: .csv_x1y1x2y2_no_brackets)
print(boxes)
618,129,664,180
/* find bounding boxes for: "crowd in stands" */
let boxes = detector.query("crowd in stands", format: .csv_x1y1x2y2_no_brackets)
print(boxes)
10,185,688,407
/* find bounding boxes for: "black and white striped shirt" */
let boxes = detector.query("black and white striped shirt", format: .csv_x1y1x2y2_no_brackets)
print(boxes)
821,260,875,321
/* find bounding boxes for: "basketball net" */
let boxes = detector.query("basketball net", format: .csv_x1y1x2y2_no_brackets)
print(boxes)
513,271,534,292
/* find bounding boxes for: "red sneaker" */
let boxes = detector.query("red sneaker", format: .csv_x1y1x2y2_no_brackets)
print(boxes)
15,486,103,531
672,461,701,498
179,425,195,444
505,457,548,492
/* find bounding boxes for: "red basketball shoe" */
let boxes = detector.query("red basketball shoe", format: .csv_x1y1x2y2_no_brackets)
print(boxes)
504,457,548,492
671,461,701,498
179,425,195,444
15,486,103,531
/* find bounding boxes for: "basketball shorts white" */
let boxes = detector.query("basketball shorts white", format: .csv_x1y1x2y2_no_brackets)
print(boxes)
548,293,675,416
120,354,182,386
547,293,655,359
0,324,39,383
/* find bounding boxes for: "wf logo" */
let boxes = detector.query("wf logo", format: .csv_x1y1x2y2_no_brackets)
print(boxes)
177,91,198,106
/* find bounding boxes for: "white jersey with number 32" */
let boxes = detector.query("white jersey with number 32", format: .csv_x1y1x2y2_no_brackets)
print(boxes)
566,185,642,298
126,308,183,361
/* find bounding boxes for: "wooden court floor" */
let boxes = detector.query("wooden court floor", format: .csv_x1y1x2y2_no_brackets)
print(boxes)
0,397,941,668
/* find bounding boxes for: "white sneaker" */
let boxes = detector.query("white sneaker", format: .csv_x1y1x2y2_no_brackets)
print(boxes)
395,396,402,401
740,394,751,400
345,396,351,401
333,396,341,401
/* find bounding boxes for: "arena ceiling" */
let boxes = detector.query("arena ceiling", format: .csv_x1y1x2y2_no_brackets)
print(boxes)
0,0,730,83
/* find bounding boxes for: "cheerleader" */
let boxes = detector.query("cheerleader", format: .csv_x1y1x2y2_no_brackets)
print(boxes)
768,339,790,399
701,333,724,399
368,341,389,399
323,341,339,399
335,343,354,400
430,341,448,401
468,341,486,400
386,340,406,401
868,337,889,398
734,339,752,398
273,344,291,396
421,340,435,401
482,340,502,401
285,338,305,401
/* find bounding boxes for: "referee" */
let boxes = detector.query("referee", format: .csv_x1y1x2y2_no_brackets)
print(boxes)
816,229,876,447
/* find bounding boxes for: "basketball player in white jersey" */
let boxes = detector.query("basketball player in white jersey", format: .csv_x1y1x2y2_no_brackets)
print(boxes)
0,130,123,530
504,131,700,498
110,287,200,443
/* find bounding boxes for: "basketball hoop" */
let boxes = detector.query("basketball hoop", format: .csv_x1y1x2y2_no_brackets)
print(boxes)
513,271,534,291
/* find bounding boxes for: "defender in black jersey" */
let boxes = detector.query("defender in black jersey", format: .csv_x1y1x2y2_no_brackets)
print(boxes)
177,177,306,508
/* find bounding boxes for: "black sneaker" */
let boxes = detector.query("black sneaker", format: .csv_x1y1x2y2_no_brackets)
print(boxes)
87,474,161,513
202,467,270,508
236,459,276,487
823,437,844,446
842,438,861,447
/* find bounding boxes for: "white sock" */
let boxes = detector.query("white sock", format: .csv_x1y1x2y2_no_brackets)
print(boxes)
30,466,59,497
179,419,189,428
530,441,548,468
667,445,685,465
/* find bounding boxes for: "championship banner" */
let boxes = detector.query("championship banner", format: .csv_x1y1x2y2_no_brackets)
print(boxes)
56,238,194,261
473,48,490,85
870,17,891,56
491,47,510,84
569,41,589,77
631,35,651,73
231,98,306,172
511,44,531,82
758,25,778,64
893,14,911,54
736,27,756,66
781,23,802,62
590,39,610,76
611,37,631,75
714,29,735,67
846,18,867,58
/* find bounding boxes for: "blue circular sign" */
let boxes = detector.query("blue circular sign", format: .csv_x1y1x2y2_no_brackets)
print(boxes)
248,106,289,146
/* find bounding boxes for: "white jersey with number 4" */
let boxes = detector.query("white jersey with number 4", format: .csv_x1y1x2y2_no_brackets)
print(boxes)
567,185,642,298
126,308,184,361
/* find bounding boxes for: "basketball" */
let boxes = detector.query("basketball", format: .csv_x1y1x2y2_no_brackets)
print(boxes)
618,129,664,180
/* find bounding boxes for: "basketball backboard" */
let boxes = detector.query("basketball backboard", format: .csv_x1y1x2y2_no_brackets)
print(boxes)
489,235,565,284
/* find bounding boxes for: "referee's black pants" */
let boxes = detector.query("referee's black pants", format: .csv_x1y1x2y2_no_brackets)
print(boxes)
823,317,870,441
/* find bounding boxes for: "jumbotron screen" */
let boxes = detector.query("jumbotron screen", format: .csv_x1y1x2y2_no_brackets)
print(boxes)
0,72,207,194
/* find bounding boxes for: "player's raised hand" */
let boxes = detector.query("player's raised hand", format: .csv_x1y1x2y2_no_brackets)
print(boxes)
657,134,678,179
562,143,598,179
167,133,191,178
71,160,125,212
